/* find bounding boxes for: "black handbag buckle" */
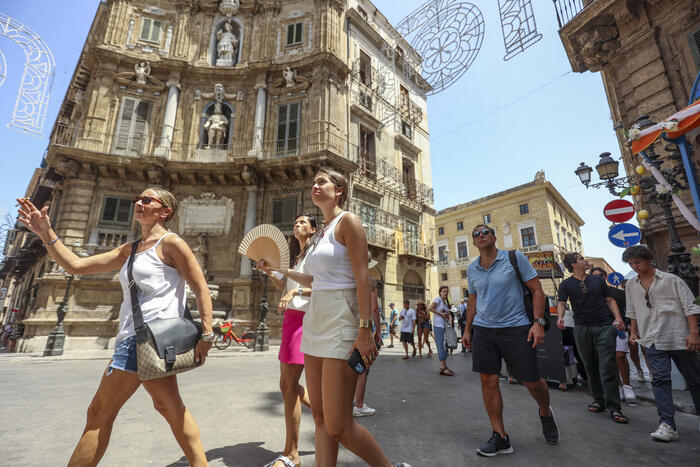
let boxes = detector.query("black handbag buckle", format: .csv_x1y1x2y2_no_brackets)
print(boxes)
165,346,176,364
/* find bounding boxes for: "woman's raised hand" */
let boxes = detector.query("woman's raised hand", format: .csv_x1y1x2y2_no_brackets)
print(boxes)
16,198,51,238
256,259,272,275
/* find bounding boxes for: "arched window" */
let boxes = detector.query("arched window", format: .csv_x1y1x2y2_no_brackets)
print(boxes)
198,101,234,149
210,18,243,66
402,269,425,305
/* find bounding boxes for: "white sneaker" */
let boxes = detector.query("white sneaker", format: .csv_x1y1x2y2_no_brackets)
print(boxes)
619,386,624,400
352,404,376,417
622,385,636,402
650,423,679,442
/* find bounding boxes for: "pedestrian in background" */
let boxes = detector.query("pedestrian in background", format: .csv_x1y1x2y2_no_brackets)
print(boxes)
353,276,382,418
458,297,468,355
557,253,628,424
590,267,636,402
399,300,417,360
623,245,700,442
258,212,316,467
416,301,432,358
17,189,213,466
464,224,558,456
427,286,455,376
388,302,399,348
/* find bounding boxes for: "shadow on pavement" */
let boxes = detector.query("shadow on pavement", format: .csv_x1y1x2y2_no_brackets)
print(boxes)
166,442,314,466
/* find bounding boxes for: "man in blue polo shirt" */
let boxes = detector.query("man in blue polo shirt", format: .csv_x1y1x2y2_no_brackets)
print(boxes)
463,224,558,457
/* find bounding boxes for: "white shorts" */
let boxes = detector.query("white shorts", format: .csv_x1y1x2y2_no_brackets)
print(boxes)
300,288,359,360
616,332,629,353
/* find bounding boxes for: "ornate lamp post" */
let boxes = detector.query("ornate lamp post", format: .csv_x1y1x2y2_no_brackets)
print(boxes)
43,272,74,356
575,152,635,196
254,265,269,352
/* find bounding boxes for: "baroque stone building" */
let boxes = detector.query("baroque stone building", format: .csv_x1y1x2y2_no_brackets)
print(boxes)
434,172,584,301
0,0,436,351
555,0,700,269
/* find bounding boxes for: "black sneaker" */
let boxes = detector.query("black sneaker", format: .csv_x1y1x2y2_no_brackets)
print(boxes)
476,431,513,457
539,406,559,445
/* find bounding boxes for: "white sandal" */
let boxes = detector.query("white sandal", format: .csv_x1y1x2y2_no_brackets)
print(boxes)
264,455,299,467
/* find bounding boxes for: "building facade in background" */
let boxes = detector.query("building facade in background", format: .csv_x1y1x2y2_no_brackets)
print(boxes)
434,172,584,302
556,0,700,270
0,0,435,351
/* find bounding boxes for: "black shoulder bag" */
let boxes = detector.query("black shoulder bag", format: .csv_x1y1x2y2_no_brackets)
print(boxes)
128,239,202,380
508,250,550,332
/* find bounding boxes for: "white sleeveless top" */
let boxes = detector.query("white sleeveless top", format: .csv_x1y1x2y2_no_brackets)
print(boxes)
304,211,356,290
285,255,310,312
115,233,186,346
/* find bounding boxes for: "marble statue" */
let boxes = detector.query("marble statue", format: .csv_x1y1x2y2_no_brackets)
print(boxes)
283,66,297,87
204,103,229,148
134,61,151,84
216,22,239,66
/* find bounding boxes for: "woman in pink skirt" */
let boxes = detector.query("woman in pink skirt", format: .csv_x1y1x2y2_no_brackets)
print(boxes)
259,213,316,467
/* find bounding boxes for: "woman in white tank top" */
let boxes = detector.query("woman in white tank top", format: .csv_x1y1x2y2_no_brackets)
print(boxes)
17,187,213,467
269,169,410,467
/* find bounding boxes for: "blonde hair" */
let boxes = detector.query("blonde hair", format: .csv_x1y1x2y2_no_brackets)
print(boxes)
146,187,178,223
316,168,348,208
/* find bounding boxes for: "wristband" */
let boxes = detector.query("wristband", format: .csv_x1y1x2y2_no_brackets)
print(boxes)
43,237,59,247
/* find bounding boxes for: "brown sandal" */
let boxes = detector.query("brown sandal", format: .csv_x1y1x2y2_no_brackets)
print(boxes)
439,368,455,376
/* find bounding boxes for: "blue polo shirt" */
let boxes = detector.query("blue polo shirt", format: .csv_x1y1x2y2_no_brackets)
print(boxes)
467,249,536,328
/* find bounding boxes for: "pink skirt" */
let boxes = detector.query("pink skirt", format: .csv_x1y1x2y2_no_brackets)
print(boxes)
279,308,305,365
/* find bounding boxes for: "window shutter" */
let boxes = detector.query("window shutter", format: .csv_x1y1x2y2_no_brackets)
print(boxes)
114,98,135,153
102,198,118,222
287,25,295,45
281,199,297,227
140,19,152,41
129,100,151,154
116,199,132,223
272,200,284,224
295,23,303,44
150,20,161,42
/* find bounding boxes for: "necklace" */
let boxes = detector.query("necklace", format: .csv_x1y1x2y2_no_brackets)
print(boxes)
320,210,342,237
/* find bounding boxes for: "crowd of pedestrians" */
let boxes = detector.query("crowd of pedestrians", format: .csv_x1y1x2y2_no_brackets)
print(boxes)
10,173,700,465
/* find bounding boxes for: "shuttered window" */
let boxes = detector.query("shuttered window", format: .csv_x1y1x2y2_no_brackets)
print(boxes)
272,198,297,231
689,27,700,70
113,97,152,156
276,103,301,156
140,18,162,43
286,23,303,46
100,197,133,227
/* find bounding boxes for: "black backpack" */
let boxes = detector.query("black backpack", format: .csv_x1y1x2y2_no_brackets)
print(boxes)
508,250,551,332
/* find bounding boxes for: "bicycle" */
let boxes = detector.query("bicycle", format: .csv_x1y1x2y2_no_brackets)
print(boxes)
214,321,256,350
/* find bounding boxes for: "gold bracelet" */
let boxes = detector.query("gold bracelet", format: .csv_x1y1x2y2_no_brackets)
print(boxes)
359,319,372,329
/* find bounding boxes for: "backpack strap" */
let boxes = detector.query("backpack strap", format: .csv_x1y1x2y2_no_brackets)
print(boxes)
508,250,525,286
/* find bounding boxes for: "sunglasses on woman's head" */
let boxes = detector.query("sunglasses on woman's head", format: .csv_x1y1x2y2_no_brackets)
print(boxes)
472,228,493,239
132,196,164,206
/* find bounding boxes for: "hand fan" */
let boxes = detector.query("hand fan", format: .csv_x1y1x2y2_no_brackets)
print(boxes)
238,224,290,269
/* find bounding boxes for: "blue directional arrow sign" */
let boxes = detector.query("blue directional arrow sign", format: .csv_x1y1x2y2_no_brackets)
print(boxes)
607,272,625,286
608,223,642,248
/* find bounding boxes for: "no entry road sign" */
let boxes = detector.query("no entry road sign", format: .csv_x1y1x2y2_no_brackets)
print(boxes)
609,223,642,247
604,199,635,223
607,272,625,286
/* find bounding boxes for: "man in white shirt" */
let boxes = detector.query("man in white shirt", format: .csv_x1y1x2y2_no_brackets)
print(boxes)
623,245,700,442
399,300,417,359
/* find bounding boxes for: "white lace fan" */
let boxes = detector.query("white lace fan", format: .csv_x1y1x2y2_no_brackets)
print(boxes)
238,224,290,269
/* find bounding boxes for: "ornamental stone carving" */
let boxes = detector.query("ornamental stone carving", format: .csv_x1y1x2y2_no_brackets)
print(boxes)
574,17,619,72
134,61,151,84
216,21,239,66
204,102,229,148
179,192,234,236
219,0,240,18
283,66,297,87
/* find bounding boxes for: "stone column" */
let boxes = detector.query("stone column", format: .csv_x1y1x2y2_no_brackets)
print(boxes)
155,76,180,158
239,185,258,277
248,82,267,156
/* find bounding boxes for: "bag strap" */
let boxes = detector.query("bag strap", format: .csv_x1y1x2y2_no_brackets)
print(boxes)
127,239,148,341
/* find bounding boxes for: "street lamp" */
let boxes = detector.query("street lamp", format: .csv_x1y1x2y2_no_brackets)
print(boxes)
575,152,634,195
254,261,269,352
43,272,74,357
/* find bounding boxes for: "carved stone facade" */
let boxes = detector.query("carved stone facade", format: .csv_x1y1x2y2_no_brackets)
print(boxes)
558,0,700,269
0,0,436,351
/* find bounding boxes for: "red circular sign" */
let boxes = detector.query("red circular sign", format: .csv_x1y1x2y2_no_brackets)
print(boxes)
604,199,635,223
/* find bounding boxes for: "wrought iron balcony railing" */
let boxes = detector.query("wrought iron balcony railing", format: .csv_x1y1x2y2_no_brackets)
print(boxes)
347,199,401,229
553,0,596,28
354,150,434,205
400,239,434,262
50,124,351,163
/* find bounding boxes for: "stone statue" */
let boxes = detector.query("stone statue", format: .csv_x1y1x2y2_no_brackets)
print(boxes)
192,233,209,277
216,22,239,65
502,222,510,236
134,61,151,84
203,103,229,148
214,83,225,104
283,66,297,87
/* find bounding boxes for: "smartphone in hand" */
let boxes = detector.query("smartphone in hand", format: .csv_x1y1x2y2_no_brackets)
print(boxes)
347,348,366,374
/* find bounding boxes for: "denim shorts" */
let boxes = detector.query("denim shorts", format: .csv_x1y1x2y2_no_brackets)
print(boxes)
107,335,137,375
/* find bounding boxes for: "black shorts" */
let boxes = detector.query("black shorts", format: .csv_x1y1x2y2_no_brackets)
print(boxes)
400,332,414,344
472,325,540,382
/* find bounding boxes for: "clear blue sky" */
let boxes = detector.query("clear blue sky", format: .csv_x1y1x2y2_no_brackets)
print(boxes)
0,1,632,272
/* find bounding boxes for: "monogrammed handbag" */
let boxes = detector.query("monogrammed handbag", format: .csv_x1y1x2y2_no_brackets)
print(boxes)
444,322,458,349
127,240,202,381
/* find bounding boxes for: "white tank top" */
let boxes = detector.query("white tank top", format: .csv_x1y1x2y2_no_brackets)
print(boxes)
304,211,356,290
115,233,186,346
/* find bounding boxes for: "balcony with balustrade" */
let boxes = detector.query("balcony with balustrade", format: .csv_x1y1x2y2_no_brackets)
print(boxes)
398,238,434,265
553,0,596,29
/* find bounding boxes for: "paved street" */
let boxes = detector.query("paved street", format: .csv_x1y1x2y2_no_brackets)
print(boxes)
1,347,699,467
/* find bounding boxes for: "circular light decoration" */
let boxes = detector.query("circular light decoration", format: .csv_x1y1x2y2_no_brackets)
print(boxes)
0,49,6,88
395,1,485,96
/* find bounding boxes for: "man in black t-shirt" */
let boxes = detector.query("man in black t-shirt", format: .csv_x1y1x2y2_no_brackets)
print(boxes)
557,253,628,424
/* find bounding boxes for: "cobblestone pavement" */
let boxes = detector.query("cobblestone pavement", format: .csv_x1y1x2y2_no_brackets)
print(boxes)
0,346,698,466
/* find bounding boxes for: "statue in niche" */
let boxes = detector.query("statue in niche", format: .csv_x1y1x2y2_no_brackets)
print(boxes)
283,66,297,87
134,61,151,84
204,103,229,148
192,233,209,278
502,222,510,236
216,21,239,66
